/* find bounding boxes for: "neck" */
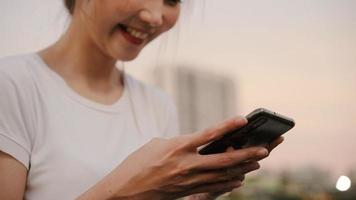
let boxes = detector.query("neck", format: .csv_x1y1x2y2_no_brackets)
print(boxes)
38,17,123,93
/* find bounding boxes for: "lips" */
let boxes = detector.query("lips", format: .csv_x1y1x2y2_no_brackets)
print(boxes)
117,24,149,45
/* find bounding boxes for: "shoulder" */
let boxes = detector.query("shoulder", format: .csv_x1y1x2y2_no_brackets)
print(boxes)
0,53,34,72
0,54,39,169
0,54,39,109
0,53,36,85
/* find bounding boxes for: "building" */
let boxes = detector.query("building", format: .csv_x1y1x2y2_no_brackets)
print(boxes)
153,65,238,134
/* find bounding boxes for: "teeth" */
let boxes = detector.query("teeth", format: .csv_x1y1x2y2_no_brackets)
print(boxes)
126,27,148,40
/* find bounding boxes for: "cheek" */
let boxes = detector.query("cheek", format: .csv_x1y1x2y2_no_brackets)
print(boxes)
88,8,125,46
148,9,180,43
83,4,115,38
156,8,180,37
166,8,181,30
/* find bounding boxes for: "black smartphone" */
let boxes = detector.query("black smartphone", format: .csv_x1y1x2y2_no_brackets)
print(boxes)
198,108,295,155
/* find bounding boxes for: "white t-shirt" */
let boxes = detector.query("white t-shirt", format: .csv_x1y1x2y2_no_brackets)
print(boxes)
0,53,179,199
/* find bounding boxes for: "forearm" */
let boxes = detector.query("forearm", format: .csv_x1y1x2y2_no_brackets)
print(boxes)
76,175,119,200
76,172,167,200
77,180,214,200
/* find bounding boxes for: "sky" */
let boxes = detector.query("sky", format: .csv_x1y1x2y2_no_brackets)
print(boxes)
1,0,356,179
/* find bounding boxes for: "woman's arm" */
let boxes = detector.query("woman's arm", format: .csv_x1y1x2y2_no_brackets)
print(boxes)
0,151,27,200
0,118,282,200
76,117,269,200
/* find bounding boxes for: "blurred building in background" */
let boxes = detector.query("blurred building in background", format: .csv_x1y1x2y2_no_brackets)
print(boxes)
153,66,237,133
154,66,356,200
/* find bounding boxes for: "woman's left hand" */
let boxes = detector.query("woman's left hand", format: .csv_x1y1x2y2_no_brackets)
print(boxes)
185,136,285,200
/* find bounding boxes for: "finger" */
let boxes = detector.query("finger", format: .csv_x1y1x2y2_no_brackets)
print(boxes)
203,179,242,198
194,147,268,170
220,162,259,182
226,146,234,152
187,117,248,149
184,161,258,187
225,161,260,177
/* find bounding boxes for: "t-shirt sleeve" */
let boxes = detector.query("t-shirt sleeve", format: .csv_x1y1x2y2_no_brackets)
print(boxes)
0,72,32,169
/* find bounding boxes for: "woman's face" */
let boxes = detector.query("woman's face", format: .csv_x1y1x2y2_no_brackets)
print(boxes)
76,0,181,61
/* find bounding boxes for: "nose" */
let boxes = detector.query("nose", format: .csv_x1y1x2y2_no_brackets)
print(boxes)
139,1,164,27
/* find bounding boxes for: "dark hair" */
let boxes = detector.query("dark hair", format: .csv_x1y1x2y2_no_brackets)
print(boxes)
64,0,75,14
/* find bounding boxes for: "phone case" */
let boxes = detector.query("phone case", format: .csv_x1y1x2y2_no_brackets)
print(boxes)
198,108,295,155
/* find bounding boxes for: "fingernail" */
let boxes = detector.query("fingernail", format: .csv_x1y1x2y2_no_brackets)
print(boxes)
258,148,269,156
236,117,247,124
234,181,242,187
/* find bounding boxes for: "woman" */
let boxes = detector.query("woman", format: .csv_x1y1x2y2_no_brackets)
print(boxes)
0,0,283,199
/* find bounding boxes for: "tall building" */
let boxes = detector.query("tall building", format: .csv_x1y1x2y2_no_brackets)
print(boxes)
154,66,238,134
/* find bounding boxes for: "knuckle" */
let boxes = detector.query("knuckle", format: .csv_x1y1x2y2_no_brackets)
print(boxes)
243,162,260,173
247,148,260,158
219,155,234,166
214,170,229,181
168,142,189,157
203,128,217,140
173,182,191,192
166,137,190,155
224,183,236,191
176,138,191,150
169,144,183,155
253,162,261,169
239,175,245,181
217,119,234,132
172,163,192,177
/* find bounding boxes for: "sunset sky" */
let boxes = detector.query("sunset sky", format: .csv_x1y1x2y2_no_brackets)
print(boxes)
1,0,356,180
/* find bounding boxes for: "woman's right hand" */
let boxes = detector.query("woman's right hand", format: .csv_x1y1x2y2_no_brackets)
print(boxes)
78,117,269,200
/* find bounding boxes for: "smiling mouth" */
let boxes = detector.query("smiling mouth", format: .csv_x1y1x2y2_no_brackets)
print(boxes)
117,24,149,45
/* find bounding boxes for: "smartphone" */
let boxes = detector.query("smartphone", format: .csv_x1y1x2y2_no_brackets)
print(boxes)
198,108,295,155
